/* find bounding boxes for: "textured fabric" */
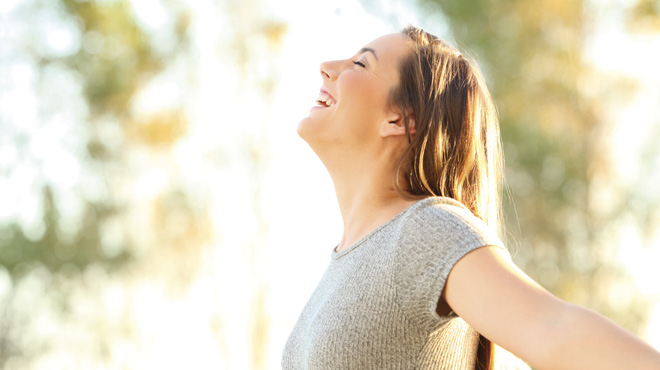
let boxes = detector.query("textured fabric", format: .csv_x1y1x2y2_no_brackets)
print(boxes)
282,196,509,370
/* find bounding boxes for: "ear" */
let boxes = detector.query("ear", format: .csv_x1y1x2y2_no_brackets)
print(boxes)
380,108,416,138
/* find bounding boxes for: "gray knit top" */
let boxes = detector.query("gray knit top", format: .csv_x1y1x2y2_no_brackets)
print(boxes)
282,196,509,369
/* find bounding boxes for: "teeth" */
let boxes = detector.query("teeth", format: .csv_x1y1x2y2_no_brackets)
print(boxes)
316,92,335,106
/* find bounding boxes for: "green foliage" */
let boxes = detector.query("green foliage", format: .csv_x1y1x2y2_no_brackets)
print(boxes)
0,0,190,278
61,0,162,115
0,187,131,275
629,0,660,32
0,0,192,365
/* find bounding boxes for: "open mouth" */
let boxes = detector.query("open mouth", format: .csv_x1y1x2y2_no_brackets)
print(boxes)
315,91,336,107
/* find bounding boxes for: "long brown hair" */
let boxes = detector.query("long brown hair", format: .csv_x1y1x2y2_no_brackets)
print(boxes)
390,26,503,370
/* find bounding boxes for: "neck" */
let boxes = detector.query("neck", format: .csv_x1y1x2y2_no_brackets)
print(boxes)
324,149,418,252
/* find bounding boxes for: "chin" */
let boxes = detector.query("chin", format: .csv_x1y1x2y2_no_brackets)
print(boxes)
296,117,310,140
296,112,342,154
296,115,321,143
297,117,332,161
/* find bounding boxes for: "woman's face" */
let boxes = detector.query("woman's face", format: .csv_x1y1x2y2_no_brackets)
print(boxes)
297,33,411,156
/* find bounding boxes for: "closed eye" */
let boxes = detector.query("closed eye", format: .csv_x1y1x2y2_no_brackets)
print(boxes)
352,60,366,68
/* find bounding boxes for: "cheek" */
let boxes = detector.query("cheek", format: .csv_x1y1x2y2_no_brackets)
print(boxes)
337,74,389,127
339,73,378,105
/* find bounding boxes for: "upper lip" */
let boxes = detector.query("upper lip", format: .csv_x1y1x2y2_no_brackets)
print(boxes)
320,87,336,104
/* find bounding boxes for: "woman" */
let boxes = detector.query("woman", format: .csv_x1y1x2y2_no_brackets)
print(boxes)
282,26,660,369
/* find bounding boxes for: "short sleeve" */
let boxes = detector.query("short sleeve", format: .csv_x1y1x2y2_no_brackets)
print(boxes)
393,198,508,331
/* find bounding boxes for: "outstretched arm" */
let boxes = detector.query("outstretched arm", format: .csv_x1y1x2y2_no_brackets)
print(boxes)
442,246,660,370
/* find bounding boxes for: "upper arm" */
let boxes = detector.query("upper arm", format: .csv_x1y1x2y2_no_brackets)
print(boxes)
442,245,569,366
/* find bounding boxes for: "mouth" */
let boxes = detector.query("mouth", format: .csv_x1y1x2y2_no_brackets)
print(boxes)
314,89,336,108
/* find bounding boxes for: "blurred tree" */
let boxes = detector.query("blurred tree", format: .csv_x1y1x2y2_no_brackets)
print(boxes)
1,0,288,367
0,0,192,277
628,0,660,32
219,1,287,368
0,0,195,366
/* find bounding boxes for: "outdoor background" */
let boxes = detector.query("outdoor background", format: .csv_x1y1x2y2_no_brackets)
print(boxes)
1,0,660,369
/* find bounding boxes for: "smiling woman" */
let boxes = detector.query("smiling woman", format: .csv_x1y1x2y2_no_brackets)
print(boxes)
297,32,411,166
283,25,660,370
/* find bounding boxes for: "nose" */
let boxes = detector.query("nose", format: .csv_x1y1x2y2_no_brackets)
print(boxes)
320,60,342,81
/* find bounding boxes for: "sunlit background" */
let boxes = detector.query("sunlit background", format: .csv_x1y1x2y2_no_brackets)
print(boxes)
1,0,659,369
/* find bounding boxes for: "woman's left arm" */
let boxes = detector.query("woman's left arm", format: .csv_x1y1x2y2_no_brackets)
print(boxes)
443,246,660,370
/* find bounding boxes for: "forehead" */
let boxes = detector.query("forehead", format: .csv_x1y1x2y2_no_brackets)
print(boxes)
362,33,412,63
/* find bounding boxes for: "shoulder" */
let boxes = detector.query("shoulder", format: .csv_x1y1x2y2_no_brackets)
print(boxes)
397,197,501,249
391,197,506,329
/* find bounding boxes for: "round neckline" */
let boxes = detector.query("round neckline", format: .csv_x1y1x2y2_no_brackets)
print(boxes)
331,197,434,260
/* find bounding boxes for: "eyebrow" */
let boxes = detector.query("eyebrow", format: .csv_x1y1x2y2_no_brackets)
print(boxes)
359,47,378,61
